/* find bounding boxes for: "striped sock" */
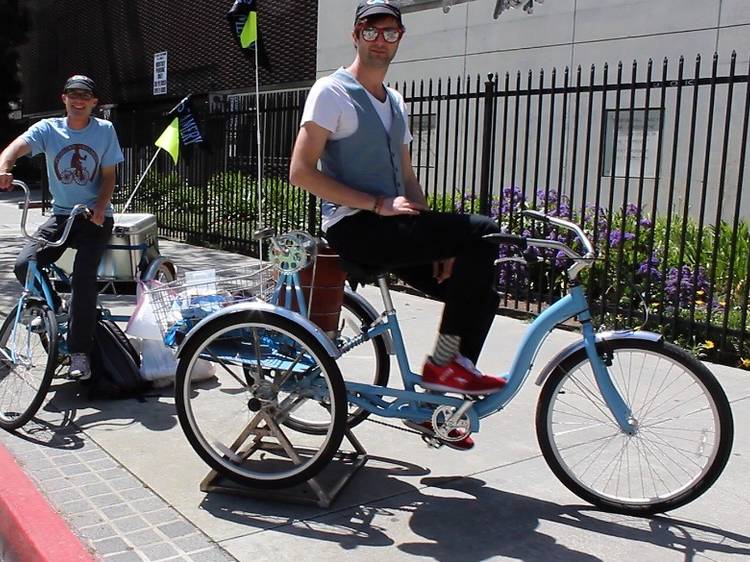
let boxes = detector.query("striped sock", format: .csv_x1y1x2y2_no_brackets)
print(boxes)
429,334,461,366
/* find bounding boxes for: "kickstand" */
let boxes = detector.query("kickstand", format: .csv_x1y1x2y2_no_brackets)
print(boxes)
200,413,367,508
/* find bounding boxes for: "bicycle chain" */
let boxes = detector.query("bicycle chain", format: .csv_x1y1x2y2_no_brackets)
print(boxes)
364,416,423,436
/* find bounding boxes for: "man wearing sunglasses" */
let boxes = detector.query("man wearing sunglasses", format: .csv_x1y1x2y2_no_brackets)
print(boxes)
0,75,123,381
290,0,505,450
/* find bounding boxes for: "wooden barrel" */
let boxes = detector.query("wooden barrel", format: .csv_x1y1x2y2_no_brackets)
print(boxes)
280,245,347,336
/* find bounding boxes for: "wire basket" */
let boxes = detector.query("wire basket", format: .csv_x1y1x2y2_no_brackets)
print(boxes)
147,262,276,345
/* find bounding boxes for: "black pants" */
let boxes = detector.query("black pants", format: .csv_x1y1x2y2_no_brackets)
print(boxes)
326,211,499,363
14,215,114,354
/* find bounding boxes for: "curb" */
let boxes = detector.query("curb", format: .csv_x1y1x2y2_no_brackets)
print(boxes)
0,440,95,562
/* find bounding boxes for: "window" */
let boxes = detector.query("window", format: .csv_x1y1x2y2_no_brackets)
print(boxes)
410,112,438,171
603,108,663,179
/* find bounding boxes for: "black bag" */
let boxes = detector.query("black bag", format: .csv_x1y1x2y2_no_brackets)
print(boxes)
89,319,151,399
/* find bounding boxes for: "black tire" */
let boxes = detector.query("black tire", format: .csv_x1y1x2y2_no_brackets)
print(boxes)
0,302,58,431
284,290,390,434
142,262,175,284
536,337,734,515
175,309,347,489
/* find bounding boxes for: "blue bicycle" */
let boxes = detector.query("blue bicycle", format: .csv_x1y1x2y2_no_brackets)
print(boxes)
0,180,90,430
171,211,733,515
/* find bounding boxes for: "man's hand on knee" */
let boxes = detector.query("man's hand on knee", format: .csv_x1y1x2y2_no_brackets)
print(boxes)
379,195,427,216
433,257,455,283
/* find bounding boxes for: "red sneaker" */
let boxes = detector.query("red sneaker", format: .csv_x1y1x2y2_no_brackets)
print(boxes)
421,356,506,395
403,420,475,451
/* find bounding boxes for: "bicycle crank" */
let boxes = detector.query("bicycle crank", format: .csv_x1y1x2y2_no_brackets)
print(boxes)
431,404,472,442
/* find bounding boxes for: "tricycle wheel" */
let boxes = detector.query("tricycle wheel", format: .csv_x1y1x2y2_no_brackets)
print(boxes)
175,309,347,489
142,260,175,283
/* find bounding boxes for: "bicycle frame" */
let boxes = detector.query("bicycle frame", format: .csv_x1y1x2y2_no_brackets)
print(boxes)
8,251,59,363
343,278,636,435
7,180,89,360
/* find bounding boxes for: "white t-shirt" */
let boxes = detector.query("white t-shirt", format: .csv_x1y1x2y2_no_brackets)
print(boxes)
300,69,413,231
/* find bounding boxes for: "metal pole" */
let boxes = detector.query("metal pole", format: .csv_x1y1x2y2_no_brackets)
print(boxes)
254,42,265,260
479,73,496,216
121,148,161,213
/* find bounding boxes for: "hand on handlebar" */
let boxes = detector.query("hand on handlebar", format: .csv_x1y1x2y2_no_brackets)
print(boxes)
378,196,428,217
90,206,105,226
0,172,14,190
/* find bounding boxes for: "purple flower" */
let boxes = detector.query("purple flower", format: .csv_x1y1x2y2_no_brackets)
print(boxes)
664,265,710,307
637,254,662,282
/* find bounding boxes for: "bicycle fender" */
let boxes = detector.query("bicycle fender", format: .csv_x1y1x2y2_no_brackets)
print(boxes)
344,286,395,355
175,301,341,360
534,330,663,386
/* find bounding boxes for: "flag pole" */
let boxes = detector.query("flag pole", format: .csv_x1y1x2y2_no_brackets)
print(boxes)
121,148,162,214
254,36,264,260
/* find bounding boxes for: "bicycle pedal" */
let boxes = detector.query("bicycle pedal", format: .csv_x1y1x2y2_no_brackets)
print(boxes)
421,434,444,449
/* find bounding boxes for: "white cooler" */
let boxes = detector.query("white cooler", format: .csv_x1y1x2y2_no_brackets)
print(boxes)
55,213,161,281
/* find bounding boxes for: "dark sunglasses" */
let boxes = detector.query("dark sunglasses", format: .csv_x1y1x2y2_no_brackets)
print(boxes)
64,90,95,100
359,25,403,44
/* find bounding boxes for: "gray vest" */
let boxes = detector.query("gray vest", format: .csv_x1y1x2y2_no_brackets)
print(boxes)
320,68,406,219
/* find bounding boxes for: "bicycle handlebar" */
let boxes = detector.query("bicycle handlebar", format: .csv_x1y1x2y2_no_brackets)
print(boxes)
522,209,596,258
484,209,596,282
12,180,91,247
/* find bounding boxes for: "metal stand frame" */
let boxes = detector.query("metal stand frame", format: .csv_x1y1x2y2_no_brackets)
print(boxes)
199,412,368,508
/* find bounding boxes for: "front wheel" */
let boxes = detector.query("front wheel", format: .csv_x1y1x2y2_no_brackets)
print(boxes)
0,302,58,430
536,338,733,515
175,309,347,489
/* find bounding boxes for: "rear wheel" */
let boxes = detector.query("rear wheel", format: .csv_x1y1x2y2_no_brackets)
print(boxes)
0,302,58,430
284,291,390,434
536,338,734,515
175,309,347,489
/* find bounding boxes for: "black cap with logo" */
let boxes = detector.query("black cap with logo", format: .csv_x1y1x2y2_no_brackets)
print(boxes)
355,0,403,26
63,75,96,95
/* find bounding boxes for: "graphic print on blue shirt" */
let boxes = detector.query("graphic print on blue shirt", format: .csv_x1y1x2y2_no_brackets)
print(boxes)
54,143,100,185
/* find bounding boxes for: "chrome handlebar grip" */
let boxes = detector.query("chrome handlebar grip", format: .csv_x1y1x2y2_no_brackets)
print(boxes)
12,180,90,247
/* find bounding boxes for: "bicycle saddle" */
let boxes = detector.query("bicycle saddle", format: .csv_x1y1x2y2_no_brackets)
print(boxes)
337,258,388,284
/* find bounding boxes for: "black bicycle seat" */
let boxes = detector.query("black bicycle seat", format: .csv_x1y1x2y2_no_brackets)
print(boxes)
338,258,389,283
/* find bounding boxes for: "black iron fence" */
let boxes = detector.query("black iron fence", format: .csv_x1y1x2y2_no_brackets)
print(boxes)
110,52,750,367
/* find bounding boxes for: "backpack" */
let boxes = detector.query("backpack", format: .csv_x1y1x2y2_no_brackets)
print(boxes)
89,319,151,399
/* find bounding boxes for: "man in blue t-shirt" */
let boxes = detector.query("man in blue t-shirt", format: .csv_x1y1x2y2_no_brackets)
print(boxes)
0,75,124,380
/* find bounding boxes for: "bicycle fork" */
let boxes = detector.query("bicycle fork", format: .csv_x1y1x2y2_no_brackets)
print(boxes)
579,316,637,435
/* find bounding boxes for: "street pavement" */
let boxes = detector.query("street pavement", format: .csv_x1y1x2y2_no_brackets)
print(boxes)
0,189,748,561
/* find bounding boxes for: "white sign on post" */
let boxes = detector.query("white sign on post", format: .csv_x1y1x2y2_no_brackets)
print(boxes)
153,51,168,96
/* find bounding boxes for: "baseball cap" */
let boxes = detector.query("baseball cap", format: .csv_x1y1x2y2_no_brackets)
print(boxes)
63,75,96,94
355,0,403,26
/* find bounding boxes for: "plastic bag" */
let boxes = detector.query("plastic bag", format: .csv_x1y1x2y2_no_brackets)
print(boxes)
139,338,216,388
126,281,162,340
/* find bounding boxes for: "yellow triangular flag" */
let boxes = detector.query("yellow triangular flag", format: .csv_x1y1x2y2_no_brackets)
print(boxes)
240,12,258,48
155,117,180,164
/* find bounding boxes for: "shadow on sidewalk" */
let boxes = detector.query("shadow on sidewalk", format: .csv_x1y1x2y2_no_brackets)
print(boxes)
199,470,750,561
38,379,179,434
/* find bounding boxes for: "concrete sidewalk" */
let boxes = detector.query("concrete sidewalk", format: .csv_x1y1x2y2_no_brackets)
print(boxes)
0,194,748,561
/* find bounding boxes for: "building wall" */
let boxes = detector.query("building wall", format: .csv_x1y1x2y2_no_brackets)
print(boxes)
317,0,750,221
18,0,318,115
317,0,750,83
